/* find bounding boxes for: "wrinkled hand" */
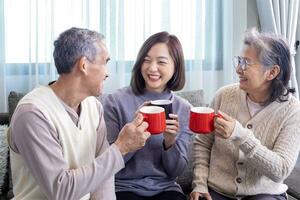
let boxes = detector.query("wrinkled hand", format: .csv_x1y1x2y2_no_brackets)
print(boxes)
115,113,151,155
190,192,212,200
214,111,236,139
163,114,179,149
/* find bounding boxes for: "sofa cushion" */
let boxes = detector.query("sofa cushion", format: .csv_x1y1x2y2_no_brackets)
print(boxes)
8,92,25,123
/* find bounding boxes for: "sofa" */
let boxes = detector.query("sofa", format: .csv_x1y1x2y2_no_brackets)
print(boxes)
3,90,300,200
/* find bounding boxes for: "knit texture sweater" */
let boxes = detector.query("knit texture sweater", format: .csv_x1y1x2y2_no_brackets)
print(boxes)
102,86,192,196
193,84,300,198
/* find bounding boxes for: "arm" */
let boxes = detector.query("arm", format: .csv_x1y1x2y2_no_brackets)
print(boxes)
161,126,192,179
192,95,220,193
192,133,214,193
10,104,124,200
91,103,117,200
231,111,300,182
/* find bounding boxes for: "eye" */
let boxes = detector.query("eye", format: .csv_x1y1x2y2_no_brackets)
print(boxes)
143,58,150,63
158,61,167,65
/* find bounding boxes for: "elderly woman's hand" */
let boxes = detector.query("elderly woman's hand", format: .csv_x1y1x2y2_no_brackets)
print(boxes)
214,111,236,139
163,114,179,149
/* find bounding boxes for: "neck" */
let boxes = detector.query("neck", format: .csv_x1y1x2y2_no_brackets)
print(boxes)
50,77,86,113
247,89,271,103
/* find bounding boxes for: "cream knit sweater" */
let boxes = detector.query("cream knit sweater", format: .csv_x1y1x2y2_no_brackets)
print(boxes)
192,84,300,198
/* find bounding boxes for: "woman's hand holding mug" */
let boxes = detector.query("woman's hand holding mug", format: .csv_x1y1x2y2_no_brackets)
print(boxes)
190,191,212,200
214,111,236,139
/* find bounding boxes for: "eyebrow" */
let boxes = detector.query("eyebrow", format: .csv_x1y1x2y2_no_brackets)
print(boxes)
145,55,168,60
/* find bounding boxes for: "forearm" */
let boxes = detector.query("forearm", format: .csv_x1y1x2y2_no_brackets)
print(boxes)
90,173,116,200
161,141,188,178
232,122,300,182
30,144,123,200
192,134,213,193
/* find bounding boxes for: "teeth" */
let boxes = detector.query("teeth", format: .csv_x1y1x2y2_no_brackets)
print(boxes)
148,74,160,80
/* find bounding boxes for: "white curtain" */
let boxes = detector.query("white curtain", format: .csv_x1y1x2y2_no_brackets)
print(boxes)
0,0,241,112
256,0,300,99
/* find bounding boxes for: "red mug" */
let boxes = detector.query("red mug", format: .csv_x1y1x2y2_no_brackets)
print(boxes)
189,107,222,134
139,106,166,134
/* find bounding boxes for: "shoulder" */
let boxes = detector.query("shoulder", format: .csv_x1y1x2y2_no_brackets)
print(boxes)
214,84,240,99
103,87,134,103
282,95,300,116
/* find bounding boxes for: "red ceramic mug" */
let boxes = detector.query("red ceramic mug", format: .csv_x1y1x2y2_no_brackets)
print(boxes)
139,106,166,135
189,107,222,134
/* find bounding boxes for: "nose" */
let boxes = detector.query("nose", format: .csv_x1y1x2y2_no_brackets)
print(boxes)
148,61,159,71
235,64,244,75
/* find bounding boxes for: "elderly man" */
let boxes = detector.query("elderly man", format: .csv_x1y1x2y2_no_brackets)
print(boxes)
8,27,150,200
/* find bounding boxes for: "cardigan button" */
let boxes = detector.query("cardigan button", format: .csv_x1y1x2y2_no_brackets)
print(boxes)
247,124,253,129
237,162,244,165
236,177,242,183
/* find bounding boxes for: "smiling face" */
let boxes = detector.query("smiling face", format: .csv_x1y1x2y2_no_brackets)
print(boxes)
236,46,273,100
141,43,175,93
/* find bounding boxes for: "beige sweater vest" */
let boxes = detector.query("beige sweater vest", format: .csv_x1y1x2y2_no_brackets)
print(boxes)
10,86,99,200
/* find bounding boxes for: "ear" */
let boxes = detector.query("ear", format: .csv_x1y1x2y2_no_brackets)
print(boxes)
266,65,280,81
77,56,88,74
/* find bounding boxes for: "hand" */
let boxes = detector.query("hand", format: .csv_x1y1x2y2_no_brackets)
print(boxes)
115,113,151,155
190,192,212,200
214,111,236,139
163,114,179,149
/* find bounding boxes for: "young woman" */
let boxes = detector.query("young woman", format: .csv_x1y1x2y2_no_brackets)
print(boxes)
103,32,192,200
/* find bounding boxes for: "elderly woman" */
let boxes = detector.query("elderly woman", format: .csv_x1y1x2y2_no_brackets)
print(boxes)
190,29,300,200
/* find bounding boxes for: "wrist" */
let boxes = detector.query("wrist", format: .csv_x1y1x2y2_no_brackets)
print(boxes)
114,140,128,155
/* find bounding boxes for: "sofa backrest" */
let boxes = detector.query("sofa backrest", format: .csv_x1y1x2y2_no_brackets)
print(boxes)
8,92,25,123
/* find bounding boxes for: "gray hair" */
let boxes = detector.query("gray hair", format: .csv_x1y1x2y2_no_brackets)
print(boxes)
243,28,294,103
53,27,105,74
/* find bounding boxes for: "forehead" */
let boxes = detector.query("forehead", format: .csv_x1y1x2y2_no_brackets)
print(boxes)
147,43,170,57
242,45,259,60
96,42,109,59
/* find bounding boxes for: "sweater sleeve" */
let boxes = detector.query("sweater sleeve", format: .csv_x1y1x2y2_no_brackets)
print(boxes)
91,103,118,199
231,108,300,182
10,104,124,200
192,90,222,193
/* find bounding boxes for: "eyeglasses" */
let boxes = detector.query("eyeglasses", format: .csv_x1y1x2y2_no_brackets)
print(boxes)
233,56,258,71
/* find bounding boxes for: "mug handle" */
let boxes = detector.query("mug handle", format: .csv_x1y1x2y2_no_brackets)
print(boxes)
214,113,223,118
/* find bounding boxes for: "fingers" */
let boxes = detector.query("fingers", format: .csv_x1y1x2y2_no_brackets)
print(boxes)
190,192,200,200
217,110,231,121
168,113,178,120
202,193,213,200
132,113,144,126
136,121,149,133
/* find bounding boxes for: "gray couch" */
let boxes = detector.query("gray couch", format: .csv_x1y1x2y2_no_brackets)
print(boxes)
4,90,300,200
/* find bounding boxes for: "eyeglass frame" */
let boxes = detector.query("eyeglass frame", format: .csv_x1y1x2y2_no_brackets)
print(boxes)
233,56,259,71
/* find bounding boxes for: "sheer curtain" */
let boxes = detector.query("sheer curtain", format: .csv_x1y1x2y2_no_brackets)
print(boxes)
0,0,245,112
256,0,300,99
